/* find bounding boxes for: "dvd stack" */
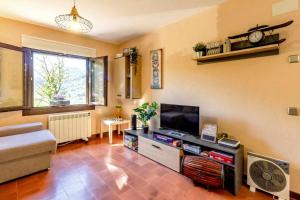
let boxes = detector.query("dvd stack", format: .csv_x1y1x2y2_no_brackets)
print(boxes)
183,144,201,155
153,134,174,144
153,134,181,147
124,135,138,151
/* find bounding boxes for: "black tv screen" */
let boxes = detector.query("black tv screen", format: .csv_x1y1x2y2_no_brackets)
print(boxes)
160,103,199,136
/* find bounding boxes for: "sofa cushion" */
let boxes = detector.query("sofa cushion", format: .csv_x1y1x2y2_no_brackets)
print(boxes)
0,122,43,137
0,130,56,163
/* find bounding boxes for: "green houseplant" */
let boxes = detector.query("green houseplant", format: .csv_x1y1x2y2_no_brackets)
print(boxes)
193,42,206,57
130,47,138,75
133,102,159,133
129,47,138,65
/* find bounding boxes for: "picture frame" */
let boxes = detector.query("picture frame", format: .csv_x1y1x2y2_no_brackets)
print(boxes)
150,49,163,89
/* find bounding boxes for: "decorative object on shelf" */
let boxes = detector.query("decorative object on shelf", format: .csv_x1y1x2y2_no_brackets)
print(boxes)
115,53,123,59
130,47,139,75
131,114,137,130
217,132,229,140
123,48,130,56
133,102,159,133
50,94,70,106
201,124,218,143
150,49,163,89
200,151,209,157
228,20,293,50
193,43,206,57
182,156,224,188
223,39,231,53
218,137,240,149
206,41,223,55
129,47,138,65
55,0,93,33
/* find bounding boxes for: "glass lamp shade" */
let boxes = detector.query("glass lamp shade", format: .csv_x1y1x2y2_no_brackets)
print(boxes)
55,6,93,33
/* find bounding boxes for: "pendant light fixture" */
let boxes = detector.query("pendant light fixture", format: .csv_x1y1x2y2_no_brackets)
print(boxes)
55,0,93,33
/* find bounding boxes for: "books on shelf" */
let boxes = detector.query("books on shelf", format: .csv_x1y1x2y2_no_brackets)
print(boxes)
153,134,181,147
124,135,138,151
209,151,234,165
183,144,201,155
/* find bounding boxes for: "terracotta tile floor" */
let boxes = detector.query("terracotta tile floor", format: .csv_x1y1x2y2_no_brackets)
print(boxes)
0,133,273,200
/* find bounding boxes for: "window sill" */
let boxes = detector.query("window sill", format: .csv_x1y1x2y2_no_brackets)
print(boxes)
0,106,26,113
22,104,96,116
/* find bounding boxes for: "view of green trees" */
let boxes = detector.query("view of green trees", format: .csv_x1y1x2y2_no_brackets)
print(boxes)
33,53,86,107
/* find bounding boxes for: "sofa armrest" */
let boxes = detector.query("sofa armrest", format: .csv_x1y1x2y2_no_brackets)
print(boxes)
0,122,43,137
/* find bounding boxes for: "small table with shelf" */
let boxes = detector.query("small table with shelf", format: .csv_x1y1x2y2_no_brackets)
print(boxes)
101,119,130,144
124,128,244,195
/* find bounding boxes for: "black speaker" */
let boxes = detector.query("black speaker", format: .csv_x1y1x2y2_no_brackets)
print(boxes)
131,114,137,130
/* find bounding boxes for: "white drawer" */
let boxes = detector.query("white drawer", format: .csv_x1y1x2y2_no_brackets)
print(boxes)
138,136,181,172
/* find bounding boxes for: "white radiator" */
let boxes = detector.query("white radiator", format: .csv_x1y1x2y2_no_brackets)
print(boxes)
48,112,92,144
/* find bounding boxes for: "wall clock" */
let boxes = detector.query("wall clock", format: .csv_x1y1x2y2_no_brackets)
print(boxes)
248,30,265,44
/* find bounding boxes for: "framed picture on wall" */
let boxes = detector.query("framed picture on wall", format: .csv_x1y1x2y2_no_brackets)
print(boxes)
150,49,163,89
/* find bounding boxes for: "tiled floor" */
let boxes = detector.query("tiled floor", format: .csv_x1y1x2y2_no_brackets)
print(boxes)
0,133,272,200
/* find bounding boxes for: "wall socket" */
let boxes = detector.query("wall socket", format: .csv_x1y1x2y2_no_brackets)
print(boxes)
288,107,298,116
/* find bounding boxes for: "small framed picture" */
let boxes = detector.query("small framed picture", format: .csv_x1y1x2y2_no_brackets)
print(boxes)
150,49,163,89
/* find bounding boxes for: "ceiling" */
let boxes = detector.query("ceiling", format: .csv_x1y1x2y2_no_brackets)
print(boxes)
0,0,224,44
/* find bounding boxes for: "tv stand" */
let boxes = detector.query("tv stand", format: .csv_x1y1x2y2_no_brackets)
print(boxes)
124,129,244,195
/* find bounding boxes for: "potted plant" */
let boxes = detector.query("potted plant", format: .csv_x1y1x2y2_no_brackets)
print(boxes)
130,47,138,75
133,102,159,133
193,42,206,57
129,47,138,65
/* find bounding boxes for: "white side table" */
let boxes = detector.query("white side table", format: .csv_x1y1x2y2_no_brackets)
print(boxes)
101,119,130,144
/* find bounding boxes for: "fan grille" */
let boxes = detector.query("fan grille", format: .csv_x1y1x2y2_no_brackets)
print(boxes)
250,160,286,192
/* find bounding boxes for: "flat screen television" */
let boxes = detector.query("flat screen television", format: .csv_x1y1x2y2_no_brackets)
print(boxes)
160,103,199,136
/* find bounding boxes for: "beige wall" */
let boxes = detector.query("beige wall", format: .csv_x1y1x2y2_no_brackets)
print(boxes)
119,0,300,192
0,17,118,134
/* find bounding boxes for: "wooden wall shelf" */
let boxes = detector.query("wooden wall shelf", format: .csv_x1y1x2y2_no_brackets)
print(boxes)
193,44,279,64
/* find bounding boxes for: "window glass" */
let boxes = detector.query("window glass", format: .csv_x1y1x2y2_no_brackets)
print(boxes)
0,47,23,108
91,58,105,105
33,52,87,107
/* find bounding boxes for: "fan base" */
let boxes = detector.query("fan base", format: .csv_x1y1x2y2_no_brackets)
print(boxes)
250,186,286,200
250,186,256,193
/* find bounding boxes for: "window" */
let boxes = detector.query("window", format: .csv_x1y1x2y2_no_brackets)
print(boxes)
0,43,24,112
33,52,88,107
91,58,107,106
23,49,108,115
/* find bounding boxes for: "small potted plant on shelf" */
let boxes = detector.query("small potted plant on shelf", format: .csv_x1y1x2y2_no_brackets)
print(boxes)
133,102,159,133
193,42,206,57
